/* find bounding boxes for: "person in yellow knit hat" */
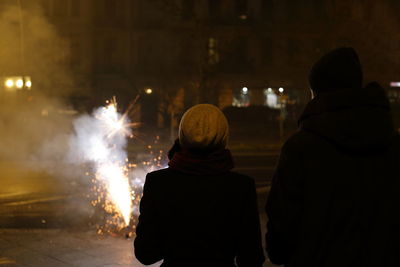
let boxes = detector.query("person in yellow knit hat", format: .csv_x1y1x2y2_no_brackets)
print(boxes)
135,104,265,267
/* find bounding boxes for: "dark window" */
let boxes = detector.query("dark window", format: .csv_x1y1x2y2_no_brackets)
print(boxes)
261,0,274,20
104,38,116,69
96,38,119,72
137,38,159,73
235,0,247,18
53,0,68,17
70,41,81,66
180,38,194,67
70,0,80,17
95,0,106,18
106,0,117,18
288,1,304,21
262,38,273,65
94,1,102,17
221,37,250,72
208,38,219,65
312,0,326,17
208,0,221,19
334,1,351,18
234,38,248,64
182,0,194,20
288,39,302,64
41,0,51,16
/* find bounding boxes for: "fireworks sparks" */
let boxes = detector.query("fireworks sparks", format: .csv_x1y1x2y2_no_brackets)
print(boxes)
90,99,133,227
70,98,134,230
70,97,165,234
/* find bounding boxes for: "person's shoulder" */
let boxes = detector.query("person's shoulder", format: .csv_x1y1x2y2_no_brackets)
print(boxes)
226,171,255,186
281,130,317,153
146,168,173,179
392,133,400,145
227,171,253,180
389,133,400,154
144,168,172,183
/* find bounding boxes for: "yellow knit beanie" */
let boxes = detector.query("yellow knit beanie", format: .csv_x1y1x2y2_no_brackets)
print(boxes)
178,104,229,150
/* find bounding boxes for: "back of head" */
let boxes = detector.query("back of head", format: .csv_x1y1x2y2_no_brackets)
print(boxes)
309,47,363,95
179,104,229,151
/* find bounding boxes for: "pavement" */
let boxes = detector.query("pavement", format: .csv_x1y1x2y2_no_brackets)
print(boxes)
0,215,279,267
0,229,152,267
0,147,281,267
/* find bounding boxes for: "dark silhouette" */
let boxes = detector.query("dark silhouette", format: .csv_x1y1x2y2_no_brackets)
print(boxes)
135,104,265,267
167,138,181,161
266,47,400,267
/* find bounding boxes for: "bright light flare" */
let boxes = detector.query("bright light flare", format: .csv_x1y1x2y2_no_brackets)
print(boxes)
98,102,132,138
5,79,13,88
16,79,23,88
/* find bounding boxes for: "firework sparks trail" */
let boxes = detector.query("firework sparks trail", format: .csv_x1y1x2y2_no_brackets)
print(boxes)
70,99,133,227
69,97,167,234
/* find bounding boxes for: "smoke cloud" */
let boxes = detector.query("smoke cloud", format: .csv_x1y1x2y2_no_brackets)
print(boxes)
0,2,78,163
0,2,92,227
0,3,159,229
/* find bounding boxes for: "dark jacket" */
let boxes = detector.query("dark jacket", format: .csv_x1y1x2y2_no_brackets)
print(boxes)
266,82,400,267
135,167,265,266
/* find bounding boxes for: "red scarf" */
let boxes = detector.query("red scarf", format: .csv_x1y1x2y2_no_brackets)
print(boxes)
168,149,234,175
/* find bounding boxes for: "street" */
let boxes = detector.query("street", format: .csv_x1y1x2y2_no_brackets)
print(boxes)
232,151,279,212
0,161,94,229
0,149,280,266
0,0,396,265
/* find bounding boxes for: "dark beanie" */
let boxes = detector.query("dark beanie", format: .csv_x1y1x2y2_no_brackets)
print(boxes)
309,47,363,95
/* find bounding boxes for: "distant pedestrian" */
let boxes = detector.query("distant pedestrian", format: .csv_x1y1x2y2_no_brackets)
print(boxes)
265,47,400,267
135,104,265,267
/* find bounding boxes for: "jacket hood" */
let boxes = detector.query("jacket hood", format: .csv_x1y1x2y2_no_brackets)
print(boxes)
299,82,395,154
309,47,363,95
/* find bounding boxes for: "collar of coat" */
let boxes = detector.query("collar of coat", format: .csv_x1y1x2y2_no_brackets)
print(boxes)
168,148,234,175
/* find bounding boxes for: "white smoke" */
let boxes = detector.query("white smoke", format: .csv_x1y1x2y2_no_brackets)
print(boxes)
68,106,129,164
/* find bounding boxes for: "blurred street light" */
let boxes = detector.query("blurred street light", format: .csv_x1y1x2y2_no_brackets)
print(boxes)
390,82,400,87
145,88,153,94
5,79,14,88
242,87,248,94
2,76,32,91
16,79,23,88
278,87,284,93
25,79,32,89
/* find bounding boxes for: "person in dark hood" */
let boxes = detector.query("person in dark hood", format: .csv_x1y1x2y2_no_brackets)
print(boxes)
135,104,265,267
265,47,400,267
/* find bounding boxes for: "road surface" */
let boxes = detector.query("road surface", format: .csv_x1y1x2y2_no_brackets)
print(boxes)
0,151,279,228
0,150,280,266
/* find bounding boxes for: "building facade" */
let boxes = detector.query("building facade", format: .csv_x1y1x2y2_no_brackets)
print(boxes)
10,0,400,130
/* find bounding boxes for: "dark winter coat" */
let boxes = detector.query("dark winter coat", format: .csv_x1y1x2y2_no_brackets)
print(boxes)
134,151,265,267
265,82,400,267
